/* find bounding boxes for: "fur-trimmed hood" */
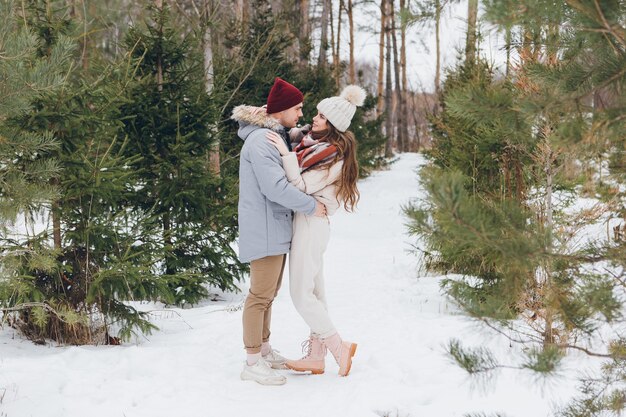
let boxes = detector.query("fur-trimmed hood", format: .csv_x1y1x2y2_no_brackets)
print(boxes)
231,105,284,141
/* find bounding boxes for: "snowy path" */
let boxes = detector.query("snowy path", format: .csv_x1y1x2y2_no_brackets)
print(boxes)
1,153,586,417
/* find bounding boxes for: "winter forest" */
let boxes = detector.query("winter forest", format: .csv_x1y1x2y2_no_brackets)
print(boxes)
0,0,625,416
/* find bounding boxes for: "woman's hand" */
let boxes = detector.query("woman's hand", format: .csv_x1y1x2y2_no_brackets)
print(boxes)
266,131,290,156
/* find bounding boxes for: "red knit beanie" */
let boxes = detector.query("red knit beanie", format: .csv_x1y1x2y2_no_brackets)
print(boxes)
266,77,304,114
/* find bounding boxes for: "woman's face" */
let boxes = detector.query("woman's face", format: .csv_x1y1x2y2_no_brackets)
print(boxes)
311,112,329,132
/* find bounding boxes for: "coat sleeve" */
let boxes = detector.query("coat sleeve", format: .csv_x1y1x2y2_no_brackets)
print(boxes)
314,183,341,216
281,153,306,192
288,124,309,145
247,131,317,215
281,154,343,216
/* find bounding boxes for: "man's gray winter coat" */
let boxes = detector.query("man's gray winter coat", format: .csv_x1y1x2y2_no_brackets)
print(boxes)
231,105,316,263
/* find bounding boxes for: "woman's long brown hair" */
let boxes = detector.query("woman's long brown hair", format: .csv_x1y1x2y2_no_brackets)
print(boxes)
313,123,360,212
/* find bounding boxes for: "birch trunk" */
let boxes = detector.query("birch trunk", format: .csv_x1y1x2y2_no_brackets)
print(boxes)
390,0,404,152
377,0,386,117
412,93,421,151
384,0,393,157
335,0,343,89
330,0,335,68
435,0,441,96
156,0,164,92
318,0,330,69
505,24,511,78
299,0,310,64
68,0,89,70
465,0,478,65
234,0,249,28
399,0,409,151
154,0,173,274
347,0,355,84
542,143,555,347
203,0,220,176
52,197,61,250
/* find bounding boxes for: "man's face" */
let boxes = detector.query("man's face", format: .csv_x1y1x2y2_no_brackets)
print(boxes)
278,103,304,128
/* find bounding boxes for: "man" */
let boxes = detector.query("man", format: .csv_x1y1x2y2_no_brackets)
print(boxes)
231,77,326,385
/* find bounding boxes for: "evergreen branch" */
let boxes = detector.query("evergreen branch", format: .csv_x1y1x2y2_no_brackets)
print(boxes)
460,296,614,358
552,252,613,264
565,0,626,48
604,267,626,290
0,48,33,62
473,313,544,345
219,28,278,116
555,343,612,358
590,65,626,97
145,309,192,329
218,149,242,169
203,300,244,314
592,0,626,48
447,339,527,379
1,302,71,323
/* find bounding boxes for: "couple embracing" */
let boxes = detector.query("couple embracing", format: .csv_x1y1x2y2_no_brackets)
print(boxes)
231,77,364,385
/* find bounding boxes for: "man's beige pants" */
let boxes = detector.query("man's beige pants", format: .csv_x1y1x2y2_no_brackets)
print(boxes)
242,254,286,354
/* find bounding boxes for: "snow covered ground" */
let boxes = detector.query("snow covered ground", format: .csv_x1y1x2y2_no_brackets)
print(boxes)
0,153,602,417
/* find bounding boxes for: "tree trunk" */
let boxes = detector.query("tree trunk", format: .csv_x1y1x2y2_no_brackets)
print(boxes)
377,0,386,117
434,0,441,96
68,0,89,70
384,0,393,157
505,24,512,78
234,0,249,28
542,143,555,347
270,0,282,12
52,199,61,250
547,21,559,66
298,0,310,65
163,209,175,275
202,2,214,96
155,0,173,274
318,0,330,69
390,0,404,152
542,19,561,347
411,92,422,151
330,0,335,69
399,0,409,152
335,0,343,89
465,0,478,65
156,0,164,92
347,0,355,84
203,0,220,176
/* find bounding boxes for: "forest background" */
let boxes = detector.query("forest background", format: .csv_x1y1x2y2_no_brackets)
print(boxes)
0,0,438,345
1,0,625,415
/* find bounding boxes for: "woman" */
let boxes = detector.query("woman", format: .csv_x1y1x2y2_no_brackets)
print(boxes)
266,85,365,377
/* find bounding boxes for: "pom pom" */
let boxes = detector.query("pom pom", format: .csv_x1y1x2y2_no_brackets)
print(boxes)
340,85,366,107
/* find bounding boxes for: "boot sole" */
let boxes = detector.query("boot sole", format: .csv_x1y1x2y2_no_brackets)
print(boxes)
285,363,325,375
340,343,357,377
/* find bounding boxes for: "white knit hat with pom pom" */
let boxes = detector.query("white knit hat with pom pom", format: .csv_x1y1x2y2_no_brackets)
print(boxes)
316,85,366,132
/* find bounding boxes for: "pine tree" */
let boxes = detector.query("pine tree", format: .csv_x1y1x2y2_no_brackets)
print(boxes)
1,0,202,344
0,0,83,343
0,0,67,219
118,4,245,305
406,0,626,403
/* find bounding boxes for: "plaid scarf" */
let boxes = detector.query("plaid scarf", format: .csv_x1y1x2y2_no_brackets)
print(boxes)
293,130,338,172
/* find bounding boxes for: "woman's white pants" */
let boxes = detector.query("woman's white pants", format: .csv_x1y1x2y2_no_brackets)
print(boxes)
289,212,336,338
